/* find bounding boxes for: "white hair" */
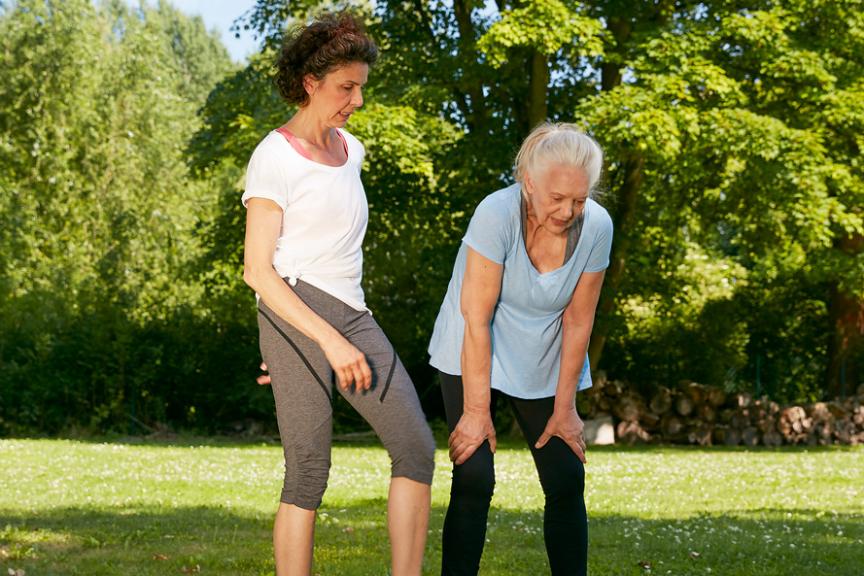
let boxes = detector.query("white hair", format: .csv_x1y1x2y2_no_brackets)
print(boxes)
514,123,603,193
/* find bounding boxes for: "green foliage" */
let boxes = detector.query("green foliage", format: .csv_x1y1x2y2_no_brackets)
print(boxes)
478,0,604,67
597,2,858,398
3,0,863,434
378,0,864,401
0,0,242,433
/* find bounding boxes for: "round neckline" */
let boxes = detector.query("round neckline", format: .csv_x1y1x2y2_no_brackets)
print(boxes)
275,127,350,170
517,185,589,278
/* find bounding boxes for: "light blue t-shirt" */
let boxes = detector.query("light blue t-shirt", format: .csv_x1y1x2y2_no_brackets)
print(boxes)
428,183,613,399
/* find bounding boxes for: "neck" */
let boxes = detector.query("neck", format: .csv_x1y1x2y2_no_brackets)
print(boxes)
523,199,567,240
285,107,336,147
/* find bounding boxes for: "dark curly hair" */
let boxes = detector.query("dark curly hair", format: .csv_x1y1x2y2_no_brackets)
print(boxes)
275,13,378,106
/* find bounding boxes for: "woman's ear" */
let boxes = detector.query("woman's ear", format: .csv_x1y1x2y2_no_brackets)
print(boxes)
303,74,318,97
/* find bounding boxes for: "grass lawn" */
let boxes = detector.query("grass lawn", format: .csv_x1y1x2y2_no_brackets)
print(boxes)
1,437,862,575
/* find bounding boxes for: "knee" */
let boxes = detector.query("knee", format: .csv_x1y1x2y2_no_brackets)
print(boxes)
451,446,495,503
284,451,331,510
390,424,436,485
540,457,584,503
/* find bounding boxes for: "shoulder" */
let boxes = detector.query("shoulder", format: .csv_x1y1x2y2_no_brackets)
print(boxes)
243,131,296,208
463,184,520,263
586,198,613,235
254,130,291,156
473,183,520,222
338,128,366,156
247,131,292,169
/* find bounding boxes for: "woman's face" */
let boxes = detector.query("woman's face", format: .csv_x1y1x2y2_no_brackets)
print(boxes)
524,163,590,235
304,61,369,127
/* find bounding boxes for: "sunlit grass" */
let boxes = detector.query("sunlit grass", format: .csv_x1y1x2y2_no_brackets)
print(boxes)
2,438,862,575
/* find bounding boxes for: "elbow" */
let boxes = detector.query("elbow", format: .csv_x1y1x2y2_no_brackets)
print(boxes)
461,306,492,333
242,263,268,292
563,311,596,336
242,267,257,292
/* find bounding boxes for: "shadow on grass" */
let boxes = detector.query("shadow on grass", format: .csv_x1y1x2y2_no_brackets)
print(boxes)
1,502,862,576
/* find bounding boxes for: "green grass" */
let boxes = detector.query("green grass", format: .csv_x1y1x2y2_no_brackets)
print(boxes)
2,438,862,575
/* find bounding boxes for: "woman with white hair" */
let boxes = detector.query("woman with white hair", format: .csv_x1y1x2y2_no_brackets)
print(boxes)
428,123,612,576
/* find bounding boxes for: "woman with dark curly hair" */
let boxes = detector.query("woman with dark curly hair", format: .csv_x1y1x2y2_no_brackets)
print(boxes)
242,13,434,576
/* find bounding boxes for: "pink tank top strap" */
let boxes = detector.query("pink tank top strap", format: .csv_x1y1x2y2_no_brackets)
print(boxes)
336,129,349,156
275,125,313,160
275,126,349,160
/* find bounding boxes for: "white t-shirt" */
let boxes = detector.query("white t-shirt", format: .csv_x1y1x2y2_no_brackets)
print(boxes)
241,128,369,311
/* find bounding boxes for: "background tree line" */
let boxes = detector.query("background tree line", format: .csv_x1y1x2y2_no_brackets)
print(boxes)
1,0,861,435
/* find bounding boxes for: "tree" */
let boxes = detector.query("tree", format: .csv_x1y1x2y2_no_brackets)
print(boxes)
0,0,235,432
4,0,859,433
235,0,862,401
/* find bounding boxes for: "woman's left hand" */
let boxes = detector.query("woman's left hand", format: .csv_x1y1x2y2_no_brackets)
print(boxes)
535,407,587,463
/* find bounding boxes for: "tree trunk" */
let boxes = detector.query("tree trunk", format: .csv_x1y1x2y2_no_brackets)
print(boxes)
588,152,644,367
452,0,488,132
600,17,629,91
527,49,548,128
587,15,638,369
825,232,863,398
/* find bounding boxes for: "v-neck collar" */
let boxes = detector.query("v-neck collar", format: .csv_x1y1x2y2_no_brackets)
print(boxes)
518,188,587,277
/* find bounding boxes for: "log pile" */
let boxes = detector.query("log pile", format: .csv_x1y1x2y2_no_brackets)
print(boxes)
579,374,864,446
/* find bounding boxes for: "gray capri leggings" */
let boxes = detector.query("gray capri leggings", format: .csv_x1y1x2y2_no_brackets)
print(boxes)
257,279,435,510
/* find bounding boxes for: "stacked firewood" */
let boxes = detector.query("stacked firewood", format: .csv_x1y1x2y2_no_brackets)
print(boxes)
579,373,864,446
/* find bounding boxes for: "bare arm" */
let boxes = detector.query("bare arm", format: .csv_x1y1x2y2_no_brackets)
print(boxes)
555,270,605,410
535,270,606,461
448,247,503,464
460,248,503,413
243,198,371,390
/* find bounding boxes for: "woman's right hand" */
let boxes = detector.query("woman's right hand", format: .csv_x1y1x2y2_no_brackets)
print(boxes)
321,335,372,391
449,410,497,465
256,362,271,385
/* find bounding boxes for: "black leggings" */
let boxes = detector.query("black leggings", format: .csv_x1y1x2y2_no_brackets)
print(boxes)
440,372,588,576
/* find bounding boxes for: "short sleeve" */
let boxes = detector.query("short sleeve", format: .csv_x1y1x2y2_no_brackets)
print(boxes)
462,192,515,265
584,208,613,273
241,136,290,210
